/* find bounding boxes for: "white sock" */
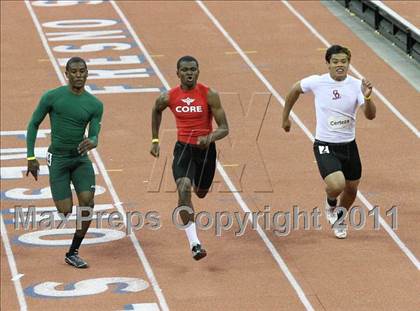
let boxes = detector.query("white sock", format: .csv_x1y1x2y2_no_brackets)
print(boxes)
185,223,200,248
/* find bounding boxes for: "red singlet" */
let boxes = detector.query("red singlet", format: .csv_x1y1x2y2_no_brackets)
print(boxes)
168,83,213,144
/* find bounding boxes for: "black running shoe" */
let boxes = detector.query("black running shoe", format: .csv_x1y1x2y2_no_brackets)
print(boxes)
65,251,88,268
191,243,207,261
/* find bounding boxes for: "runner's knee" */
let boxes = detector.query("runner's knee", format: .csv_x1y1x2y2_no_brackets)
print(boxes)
79,199,94,208
176,177,192,205
326,178,345,197
77,191,95,208
55,198,73,216
177,177,192,194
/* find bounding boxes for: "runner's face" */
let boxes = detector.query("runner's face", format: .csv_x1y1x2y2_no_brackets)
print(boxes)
177,61,199,89
327,53,349,81
66,62,88,89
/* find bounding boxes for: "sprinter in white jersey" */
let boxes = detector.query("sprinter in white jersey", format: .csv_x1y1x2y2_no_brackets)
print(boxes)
282,45,376,239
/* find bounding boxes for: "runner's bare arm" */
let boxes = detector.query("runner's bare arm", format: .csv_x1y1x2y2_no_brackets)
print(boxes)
197,89,229,148
282,81,304,132
150,92,169,157
361,79,376,120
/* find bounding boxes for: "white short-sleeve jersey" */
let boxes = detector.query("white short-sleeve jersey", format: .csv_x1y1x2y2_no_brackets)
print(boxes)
300,73,365,143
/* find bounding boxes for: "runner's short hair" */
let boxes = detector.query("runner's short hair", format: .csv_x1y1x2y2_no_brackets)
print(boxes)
325,45,351,63
177,55,199,70
66,57,87,71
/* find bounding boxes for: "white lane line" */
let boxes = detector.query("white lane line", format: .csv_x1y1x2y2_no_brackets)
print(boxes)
1,214,28,311
24,2,169,310
196,1,420,271
24,1,65,84
109,0,171,91
91,149,169,310
357,193,420,270
281,0,420,139
216,163,315,310
110,0,314,310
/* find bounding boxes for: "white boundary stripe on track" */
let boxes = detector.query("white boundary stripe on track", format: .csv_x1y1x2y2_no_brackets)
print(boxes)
282,0,420,139
111,0,316,309
24,2,170,310
110,0,314,310
216,164,315,310
372,1,420,37
196,1,420,271
1,214,28,311
109,1,170,90
357,194,420,270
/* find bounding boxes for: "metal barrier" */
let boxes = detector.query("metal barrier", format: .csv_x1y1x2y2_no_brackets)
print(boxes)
336,0,420,62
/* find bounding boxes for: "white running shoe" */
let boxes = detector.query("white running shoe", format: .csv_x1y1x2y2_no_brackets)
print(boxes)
325,200,338,225
333,222,347,239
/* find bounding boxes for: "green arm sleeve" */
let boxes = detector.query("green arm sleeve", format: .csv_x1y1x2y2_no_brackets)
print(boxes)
26,93,51,158
88,102,104,146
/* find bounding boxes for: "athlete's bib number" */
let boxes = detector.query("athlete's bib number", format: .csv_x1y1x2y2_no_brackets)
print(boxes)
328,116,352,130
318,146,330,154
46,152,52,166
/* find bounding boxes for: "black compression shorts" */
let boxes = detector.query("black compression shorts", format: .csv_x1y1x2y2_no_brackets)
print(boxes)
313,139,362,181
172,141,217,190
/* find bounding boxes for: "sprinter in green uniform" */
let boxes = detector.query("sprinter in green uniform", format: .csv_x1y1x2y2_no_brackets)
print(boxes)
26,57,103,268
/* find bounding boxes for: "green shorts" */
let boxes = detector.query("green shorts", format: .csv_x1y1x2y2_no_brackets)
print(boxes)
46,150,95,201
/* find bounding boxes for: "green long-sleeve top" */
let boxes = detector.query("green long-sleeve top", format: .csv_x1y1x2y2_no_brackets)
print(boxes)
26,86,104,157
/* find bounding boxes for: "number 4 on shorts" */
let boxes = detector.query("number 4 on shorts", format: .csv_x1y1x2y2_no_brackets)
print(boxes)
318,146,330,154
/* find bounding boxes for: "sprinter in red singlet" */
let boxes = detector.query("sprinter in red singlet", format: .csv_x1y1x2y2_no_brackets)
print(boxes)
150,56,229,260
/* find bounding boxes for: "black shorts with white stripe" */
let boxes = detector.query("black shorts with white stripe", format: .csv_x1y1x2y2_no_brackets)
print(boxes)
313,139,362,181
172,141,217,190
